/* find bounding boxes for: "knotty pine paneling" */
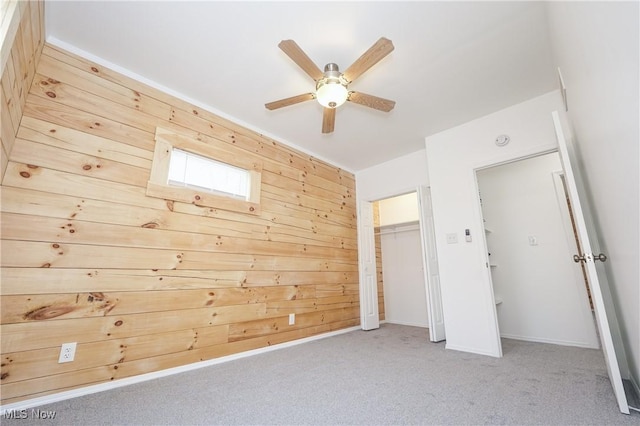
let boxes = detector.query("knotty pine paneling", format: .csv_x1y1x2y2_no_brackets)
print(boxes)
373,201,386,321
0,38,360,403
0,0,44,181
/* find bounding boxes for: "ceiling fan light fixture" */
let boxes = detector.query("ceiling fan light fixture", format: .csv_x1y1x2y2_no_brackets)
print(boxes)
316,79,348,108
315,62,349,108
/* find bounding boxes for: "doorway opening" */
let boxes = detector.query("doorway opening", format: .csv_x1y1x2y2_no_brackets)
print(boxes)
374,192,429,328
476,152,598,349
357,187,445,341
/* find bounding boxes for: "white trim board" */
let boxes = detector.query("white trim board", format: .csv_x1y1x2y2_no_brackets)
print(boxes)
384,320,429,328
0,326,361,412
499,333,600,350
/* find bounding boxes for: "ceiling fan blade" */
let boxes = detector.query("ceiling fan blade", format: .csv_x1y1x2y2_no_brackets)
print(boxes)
322,107,336,133
348,92,396,112
342,37,394,83
265,93,315,110
278,40,324,81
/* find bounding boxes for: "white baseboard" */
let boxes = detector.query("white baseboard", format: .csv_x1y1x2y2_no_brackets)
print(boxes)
499,333,600,349
0,325,361,412
384,319,429,328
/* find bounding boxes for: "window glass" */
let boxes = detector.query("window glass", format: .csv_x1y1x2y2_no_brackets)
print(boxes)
168,148,249,200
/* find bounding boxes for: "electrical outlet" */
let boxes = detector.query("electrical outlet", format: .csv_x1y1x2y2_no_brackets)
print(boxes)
288,313,295,325
58,342,77,363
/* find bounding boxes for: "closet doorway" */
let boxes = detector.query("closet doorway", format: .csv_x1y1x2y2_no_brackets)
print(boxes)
476,152,598,348
375,192,429,328
366,187,445,341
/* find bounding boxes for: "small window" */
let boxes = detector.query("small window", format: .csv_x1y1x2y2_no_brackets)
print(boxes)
168,148,250,201
147,128,261,215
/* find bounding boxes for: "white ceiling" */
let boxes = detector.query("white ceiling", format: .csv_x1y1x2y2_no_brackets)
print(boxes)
45,1,558,172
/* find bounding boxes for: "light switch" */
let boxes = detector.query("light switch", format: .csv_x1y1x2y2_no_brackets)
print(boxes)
446,233,458,244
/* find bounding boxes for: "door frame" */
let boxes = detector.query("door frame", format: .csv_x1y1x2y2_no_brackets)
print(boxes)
474,154,599,350
357,186,444,340
466,112,629,414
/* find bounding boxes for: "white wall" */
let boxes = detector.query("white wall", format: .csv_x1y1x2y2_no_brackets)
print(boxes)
478,152,598,348
425,91,564,357
546,0,639,389
356,149,428,201
379,223,429,327
378,192,419,226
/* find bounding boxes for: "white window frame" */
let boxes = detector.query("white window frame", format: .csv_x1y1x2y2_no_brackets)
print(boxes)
146,128,261,215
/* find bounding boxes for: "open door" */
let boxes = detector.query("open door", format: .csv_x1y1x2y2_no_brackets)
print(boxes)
417,186,446,342
357,199,380,330
553,111,630,414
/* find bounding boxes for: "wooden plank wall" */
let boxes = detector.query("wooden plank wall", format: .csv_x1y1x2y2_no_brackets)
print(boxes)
0,27,360,404
373,202,385,320
1,0,44,181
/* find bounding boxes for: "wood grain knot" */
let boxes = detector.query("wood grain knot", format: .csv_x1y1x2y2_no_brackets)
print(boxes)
1,373,9,380
19,171,30,178
24,305,75,320
194,195,201,201
142,222,159,228
249,206,255,212
88,292,105,302
45,91,56,98
82,164,92,170
114,320,123,327
91,67,99,73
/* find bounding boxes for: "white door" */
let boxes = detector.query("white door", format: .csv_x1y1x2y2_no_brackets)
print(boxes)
552,111,629,414
357,199,380,330
418,186,446,342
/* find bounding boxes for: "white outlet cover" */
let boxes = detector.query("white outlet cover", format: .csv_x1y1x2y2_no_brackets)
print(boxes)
58,342,77,363
446,233,458,244
288,313,295,325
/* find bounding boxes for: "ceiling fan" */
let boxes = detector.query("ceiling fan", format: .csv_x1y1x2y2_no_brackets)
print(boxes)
265,37,396,133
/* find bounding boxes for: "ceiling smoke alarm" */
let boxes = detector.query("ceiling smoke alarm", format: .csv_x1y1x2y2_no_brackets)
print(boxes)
495,134,510,147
